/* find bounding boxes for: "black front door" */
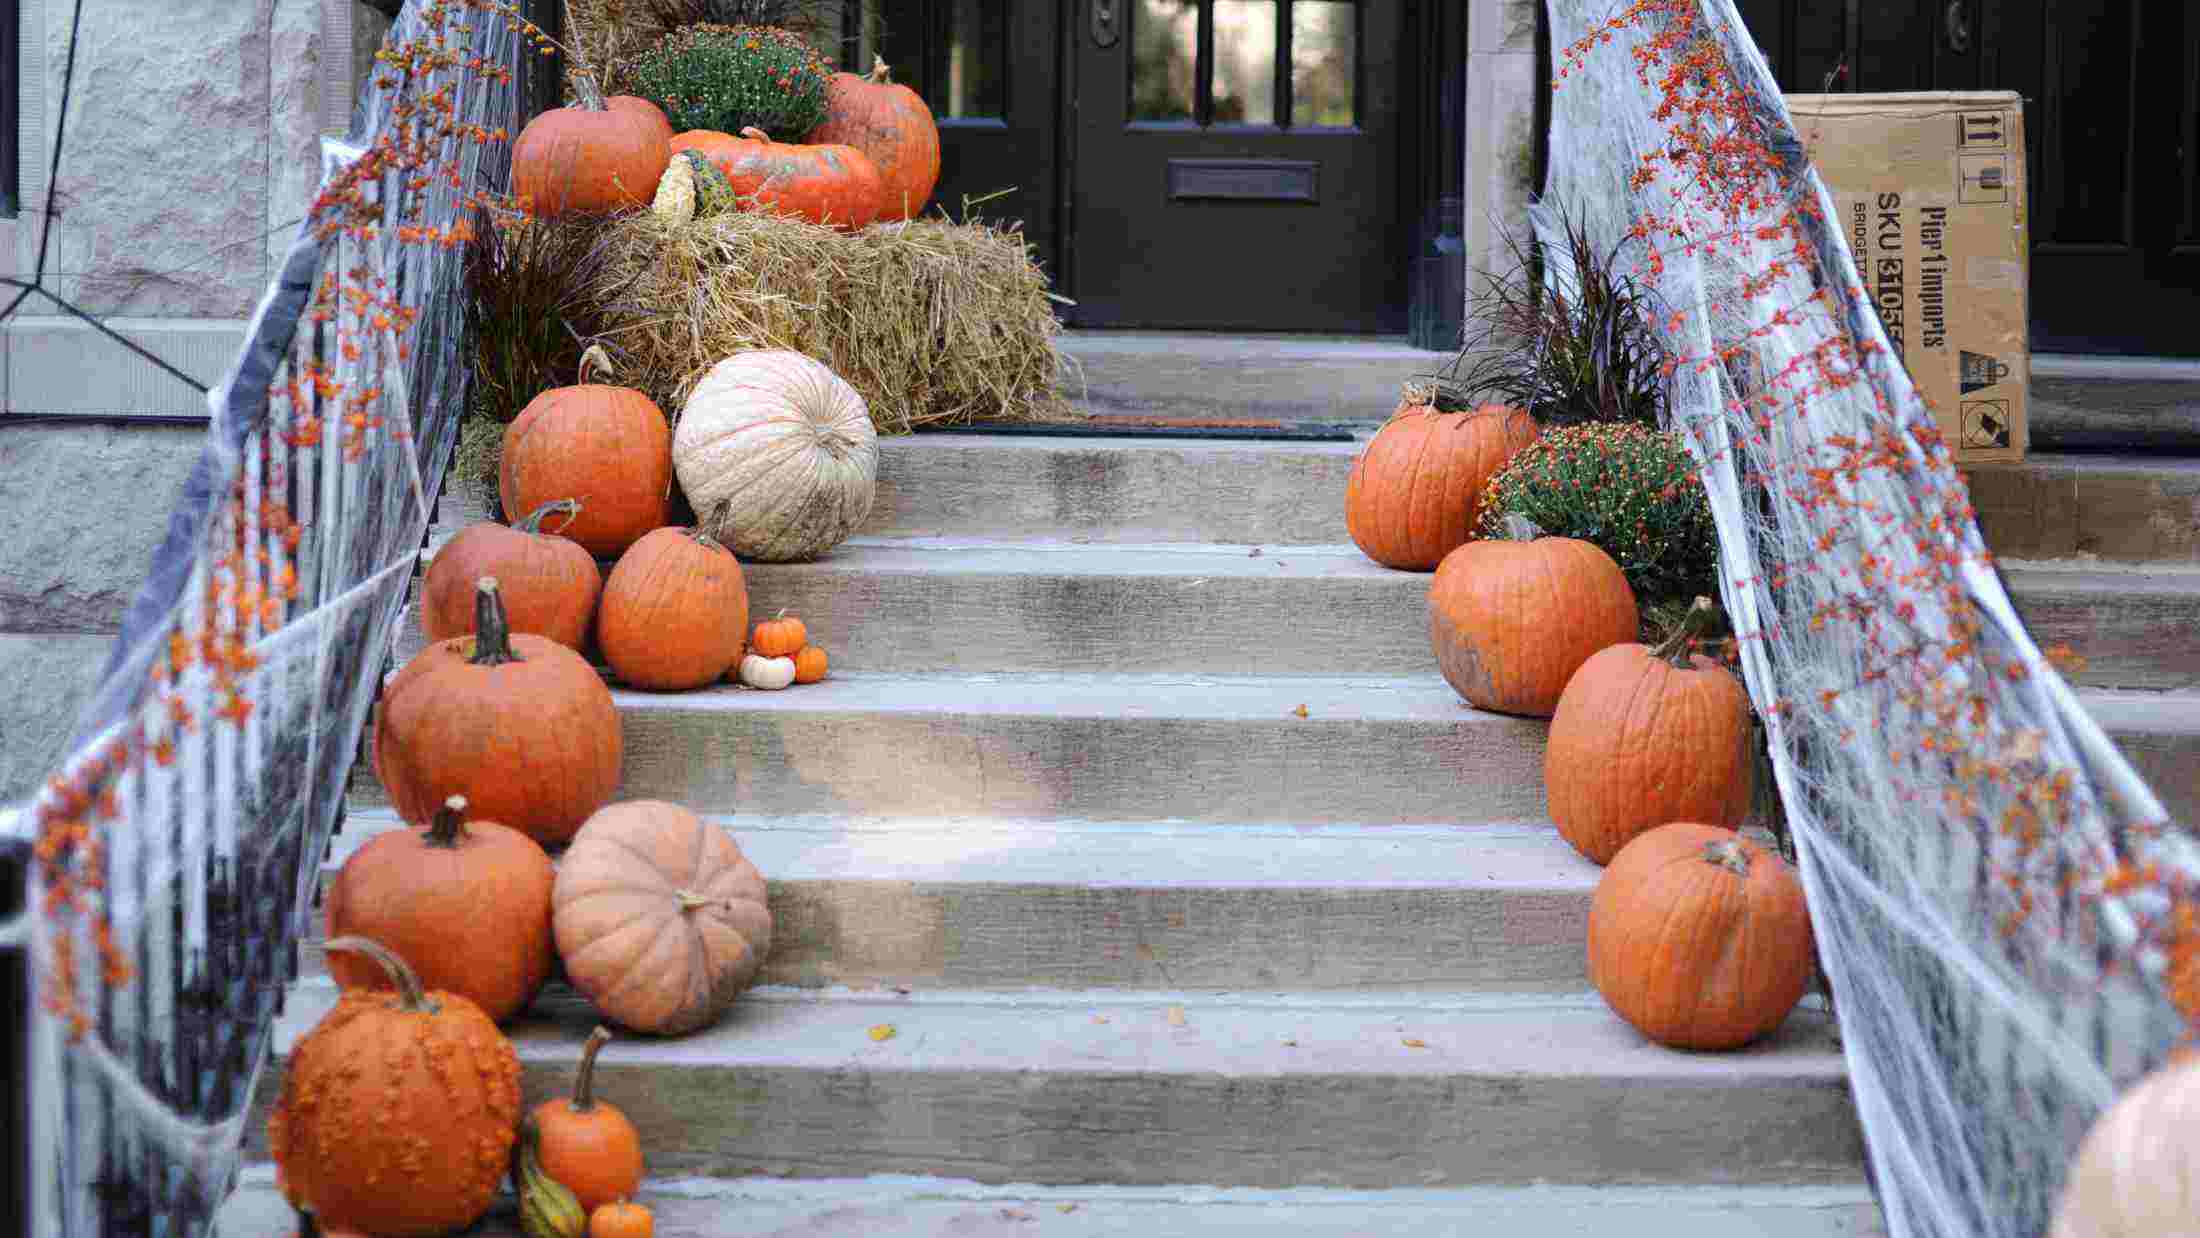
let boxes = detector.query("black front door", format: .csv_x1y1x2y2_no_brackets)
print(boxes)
1736,1,2200,357
1066,0,1409,331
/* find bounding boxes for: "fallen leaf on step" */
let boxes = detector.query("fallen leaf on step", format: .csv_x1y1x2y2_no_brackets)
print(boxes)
1291,704,1309,718
1166,1005,1188,1027
1249,547,1263,557
1094,1014,1110,1024
1402,1037,1429,1049
868,1023,897,1042
1059,1204,1080,1214
1282,1037,1299,1047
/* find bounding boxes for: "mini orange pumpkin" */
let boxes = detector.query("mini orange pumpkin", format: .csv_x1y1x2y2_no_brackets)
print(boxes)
373,577,624,846
597,527,750,691
531,1026,644,1216
749,611,807,658
1587,823,1814,1050
1344,401,1538,570
791,645,829,684
500,347,673,558
591,1200,656,1238
268,938,522,1237
1545,597,1755,865
422,499,602,651
554,800,774,1035
324,794,556,1023
511,74,673,216
1429,515,1637,717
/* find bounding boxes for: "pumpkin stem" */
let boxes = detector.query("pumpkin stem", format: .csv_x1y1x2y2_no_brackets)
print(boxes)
739,125,773,144
577,342,616,386
1702,835,1754,876
869,55,894,84
517,498,584,536
469,577,524,667
689,527,725,553
677,890,715,912
570,70,608,112
295,1207,322,1238
323,936,437,1013
424,795,471,849
1498,513,1545,543
572,1025,613,1112
1653,596,1718,668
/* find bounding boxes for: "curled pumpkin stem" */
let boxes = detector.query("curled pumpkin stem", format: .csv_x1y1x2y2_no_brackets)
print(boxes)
1653,595,1718,667
1702,835,1754,876
1499,513,1546,543
573,1025,613,1112
576,342,616,386
518,498,585,536
323,936,437,1013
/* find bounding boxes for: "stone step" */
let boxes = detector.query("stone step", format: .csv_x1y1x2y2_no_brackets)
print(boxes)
248,984,1864,1189
1965,452,2200,564
439,431,1367,547
1059,329,1433,423
1997,562,2200,691
214,1169,1887,1237
354,672,2200,829
2028,354,2200,454
354,672,1550,825
303,813,1605,993
397,537,2200,690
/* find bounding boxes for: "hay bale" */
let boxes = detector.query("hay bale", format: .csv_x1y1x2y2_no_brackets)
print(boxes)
580,206,1075,435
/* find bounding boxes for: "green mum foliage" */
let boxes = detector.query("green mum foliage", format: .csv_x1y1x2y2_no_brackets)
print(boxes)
1480,422,1721,626
633,23,833,140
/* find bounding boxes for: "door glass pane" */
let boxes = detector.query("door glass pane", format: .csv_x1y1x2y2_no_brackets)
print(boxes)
1212,0,1278,125
1291,0,1356,126
1133,0,1199,121
942,0,1008,119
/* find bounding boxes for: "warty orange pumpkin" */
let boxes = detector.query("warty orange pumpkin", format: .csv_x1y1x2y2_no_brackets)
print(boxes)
804,56,940,222
553,800,774,1035
373,577,624,846
1587,823,1814,1050
267,937,522,1237
596,526,750,691
1545,597,1755,865
1429,514,1637,717
422,499,603,651
323,794,556,1023
1344,400,1539,570
500,347,673,558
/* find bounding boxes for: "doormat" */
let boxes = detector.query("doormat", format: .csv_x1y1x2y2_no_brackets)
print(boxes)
927,415,1364,442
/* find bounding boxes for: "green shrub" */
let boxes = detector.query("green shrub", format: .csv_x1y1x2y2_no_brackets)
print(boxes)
632,23,833,141
1480,422,1721,629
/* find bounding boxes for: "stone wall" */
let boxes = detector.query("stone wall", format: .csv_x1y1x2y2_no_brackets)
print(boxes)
1462,0,1542,314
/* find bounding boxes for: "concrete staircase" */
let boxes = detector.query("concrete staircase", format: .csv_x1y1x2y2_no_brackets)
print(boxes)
216,338,2200,1236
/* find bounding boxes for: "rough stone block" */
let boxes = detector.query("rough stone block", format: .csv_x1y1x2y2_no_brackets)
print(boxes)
0,633,117,805
0,422,206,631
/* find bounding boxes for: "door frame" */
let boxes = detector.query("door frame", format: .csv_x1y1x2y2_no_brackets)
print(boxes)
1046,0,1463,338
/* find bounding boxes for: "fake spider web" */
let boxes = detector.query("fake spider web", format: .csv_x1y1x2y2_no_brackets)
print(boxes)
1537,1,2198,1234
2,3,548,1234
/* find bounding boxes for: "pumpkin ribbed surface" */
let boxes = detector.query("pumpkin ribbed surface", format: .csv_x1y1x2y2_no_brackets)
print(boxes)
674,351,879,562
553,800,774,1036
670,127,884,231
1429,531,1636,717
1344,403,1538,571
1587,824,1813,1050
805,57,940,222
268,942,523,1237
422,500,602,651
500,382,672,558
511,94,672,216
2051,1056,2200,1237
596,526,749,691
1544,625,1755,865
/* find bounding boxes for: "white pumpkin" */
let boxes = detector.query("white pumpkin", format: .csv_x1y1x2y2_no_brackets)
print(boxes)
2050,1053,2200,1238
673,351,879,563
738,653,797,690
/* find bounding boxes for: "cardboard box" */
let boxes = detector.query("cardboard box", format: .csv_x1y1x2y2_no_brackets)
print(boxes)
1786,91,2030,462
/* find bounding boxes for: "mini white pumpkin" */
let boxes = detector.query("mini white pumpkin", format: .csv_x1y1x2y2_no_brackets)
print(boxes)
673,351,879,563
738,653,797,690
2050,1053,2200,1238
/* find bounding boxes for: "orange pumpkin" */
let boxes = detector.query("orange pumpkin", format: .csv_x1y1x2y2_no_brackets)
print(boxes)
670,126,884,230
511,75,673,216
1428,514,1637,717
268,937,522,1237
531,1026,644,1215
500,347,673,559
597,527,750,691
373,577,624,847
591,1200,656,1238
553,800,774,1035
324,795,556,1023
1545,598,1755,865
1344,402,1539,570
1587,823,1814,1050
804,56,940,221
791,644,829,684
422,499,603,651
749,611,807,658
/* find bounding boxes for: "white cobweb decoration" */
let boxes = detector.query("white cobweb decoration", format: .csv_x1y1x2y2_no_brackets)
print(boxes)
1536,1,2198,1235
